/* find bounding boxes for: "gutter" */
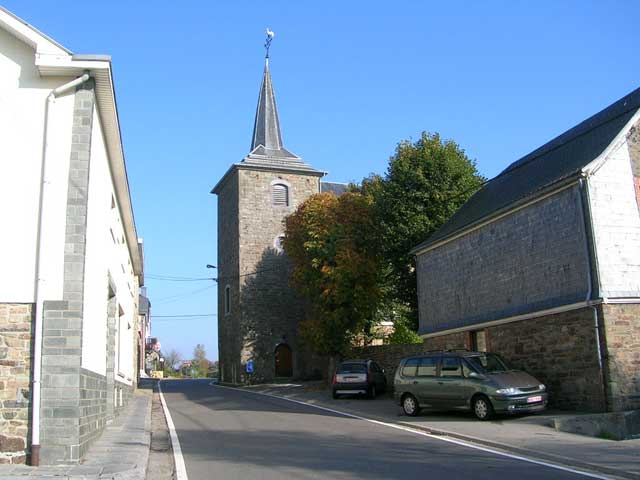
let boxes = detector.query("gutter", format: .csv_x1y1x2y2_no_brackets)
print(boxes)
31,72,91,466
578,175,608,412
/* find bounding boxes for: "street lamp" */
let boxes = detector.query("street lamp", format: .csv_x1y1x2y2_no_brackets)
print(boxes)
206,264,216,269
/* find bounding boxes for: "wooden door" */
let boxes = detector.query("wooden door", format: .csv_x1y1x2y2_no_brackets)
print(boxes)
274,344,293,377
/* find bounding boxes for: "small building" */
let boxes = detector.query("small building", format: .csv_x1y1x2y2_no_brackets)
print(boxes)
212,47,344,384
0,8,143,464
412,88,640,412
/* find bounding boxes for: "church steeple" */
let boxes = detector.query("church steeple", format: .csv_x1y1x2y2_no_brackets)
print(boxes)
237,29,323,174
250,57,284,152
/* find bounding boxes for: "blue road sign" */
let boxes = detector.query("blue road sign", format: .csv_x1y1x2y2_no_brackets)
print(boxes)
246,360,254,373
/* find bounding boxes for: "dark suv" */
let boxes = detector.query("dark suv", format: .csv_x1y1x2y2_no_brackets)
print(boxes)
332,359,387,399
394,351,547,420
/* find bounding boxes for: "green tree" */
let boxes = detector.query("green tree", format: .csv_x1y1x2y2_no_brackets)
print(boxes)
361,132,485,330
192,344,208,378
283,192,382,358
163,349,182,375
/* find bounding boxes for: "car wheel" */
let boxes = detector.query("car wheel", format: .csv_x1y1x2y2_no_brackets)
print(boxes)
402,394,419,416
332,390,339,399
368,385,376,399
472,395,494,421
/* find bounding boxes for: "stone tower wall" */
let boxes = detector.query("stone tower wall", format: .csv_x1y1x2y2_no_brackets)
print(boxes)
217,170,241,384
236,168,321,381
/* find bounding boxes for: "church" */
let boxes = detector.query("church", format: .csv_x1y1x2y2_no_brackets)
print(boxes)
212,41,346,384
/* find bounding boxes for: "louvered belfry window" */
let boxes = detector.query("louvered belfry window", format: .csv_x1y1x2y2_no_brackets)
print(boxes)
272,183,289,206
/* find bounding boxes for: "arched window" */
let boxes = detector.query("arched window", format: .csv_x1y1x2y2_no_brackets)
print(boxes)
271,183,289,206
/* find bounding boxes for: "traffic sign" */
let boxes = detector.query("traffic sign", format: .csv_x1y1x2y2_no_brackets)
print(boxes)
246,360,254,373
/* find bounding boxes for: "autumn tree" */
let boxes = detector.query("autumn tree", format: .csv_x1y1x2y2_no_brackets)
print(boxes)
361,132,485,330
283,192,381,360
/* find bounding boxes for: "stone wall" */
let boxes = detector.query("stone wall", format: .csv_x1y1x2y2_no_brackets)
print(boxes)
0,303,32,465
236,168,321,382
416,185,590,334
353,307,606,411
601,303,640,411
78,369,107,460
489,307,604,411
216,169,240,384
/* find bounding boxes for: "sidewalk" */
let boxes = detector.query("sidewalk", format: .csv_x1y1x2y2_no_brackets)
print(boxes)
0,388,152,480
240,382,640,480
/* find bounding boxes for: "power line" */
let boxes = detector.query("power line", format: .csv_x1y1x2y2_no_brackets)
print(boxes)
153,284,216,305
146,274,215,282
154,314,217,318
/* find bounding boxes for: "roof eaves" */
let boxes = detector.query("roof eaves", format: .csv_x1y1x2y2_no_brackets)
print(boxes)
0,6,71,54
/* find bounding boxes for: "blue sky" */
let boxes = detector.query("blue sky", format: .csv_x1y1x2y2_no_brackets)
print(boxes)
6,1,639,361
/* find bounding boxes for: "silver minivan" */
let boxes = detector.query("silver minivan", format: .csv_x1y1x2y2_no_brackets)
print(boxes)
394,351,548,420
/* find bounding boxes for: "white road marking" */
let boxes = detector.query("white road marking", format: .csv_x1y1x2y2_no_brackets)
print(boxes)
213,384,613,480
158,381,189,480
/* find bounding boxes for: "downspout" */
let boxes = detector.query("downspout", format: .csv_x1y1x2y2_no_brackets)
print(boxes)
32,72,91,466
578,175,608,412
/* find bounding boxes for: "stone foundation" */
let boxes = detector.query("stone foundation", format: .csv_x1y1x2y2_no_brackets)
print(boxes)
354,306,614,412
0,303,32,465
601,303,640,411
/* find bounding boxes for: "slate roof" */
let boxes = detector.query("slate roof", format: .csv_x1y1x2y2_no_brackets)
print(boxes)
412,87,640,254
243,57,322,174
321,182,350,195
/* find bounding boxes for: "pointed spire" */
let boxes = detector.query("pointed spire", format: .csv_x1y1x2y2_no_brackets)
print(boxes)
250,57,284,152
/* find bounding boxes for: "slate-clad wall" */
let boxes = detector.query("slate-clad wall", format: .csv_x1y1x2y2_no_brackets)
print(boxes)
416,185,590,334
0,303,32,464
236,168,320,382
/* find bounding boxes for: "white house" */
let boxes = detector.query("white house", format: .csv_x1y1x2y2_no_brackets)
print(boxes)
0,7,143,465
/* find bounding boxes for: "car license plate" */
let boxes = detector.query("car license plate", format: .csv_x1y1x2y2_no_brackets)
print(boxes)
527,395,542,403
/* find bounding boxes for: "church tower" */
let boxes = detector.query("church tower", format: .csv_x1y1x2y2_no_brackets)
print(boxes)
212,38,325,383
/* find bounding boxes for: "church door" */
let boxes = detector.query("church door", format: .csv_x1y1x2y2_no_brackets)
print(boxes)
274,344,293,377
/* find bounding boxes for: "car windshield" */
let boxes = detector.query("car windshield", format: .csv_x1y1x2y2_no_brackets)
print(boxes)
466,354,511,373
337,363,366,374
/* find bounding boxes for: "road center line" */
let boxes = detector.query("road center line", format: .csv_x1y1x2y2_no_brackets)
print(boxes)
213,384,612,480
158,381,189,480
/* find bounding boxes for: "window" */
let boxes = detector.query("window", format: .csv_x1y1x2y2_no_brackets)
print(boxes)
401,358,419,377
224,285,231,315
271,183,289,206
440,357,462,377
417,356,438,377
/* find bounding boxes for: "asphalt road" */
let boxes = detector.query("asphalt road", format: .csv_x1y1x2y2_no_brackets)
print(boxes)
161,379,599,480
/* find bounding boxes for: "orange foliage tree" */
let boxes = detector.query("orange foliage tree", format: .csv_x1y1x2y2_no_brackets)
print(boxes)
283,192,381,357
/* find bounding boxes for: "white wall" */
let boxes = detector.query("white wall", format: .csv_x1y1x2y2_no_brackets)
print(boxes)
81,108,137,383
0,28,74,303
589,140,640,298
